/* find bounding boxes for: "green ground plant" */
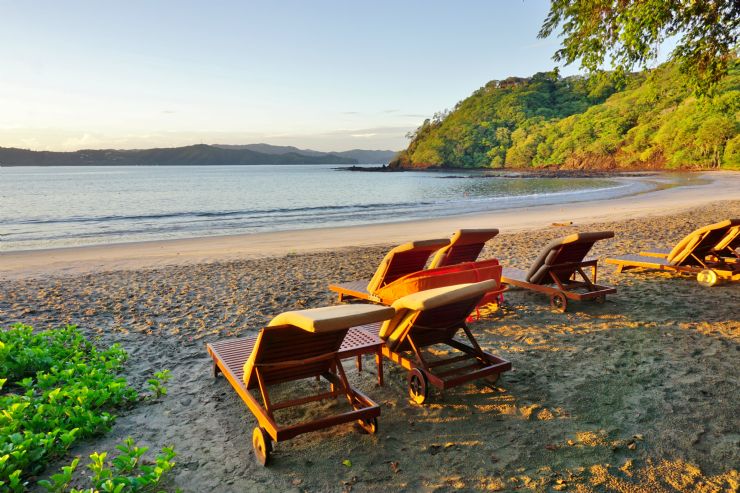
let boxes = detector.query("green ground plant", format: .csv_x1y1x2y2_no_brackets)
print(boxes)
38,438,177,493
146,371,171,400
0,324,176,492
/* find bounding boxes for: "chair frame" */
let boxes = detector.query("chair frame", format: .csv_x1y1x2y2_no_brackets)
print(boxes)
607,254,740,286
206,326,380,466
368,294,511,405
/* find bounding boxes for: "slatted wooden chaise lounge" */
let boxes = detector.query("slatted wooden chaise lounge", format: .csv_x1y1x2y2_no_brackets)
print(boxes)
206,304,394,465
364,280,512,404
606,219,740,287
428,228,500,268
329,239,450,302
501,231,616,312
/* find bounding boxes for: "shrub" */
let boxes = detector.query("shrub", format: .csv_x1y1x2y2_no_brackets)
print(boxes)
38,438,178,493
0,324,138,489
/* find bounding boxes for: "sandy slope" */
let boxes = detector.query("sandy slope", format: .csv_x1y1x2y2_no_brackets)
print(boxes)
1,200,738,492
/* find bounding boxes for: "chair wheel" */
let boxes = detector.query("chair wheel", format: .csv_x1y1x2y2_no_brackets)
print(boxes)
550,293,568,313
252,427,272,466
357,416,379,434
595,294,606,304
485,373,500,385
697,269,719,287
408,369,428,405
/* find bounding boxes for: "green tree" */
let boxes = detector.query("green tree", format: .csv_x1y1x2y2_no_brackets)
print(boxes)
539,0,739,94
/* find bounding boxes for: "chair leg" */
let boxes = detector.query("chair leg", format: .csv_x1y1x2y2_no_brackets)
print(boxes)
356,355,362,372
376,351,384,387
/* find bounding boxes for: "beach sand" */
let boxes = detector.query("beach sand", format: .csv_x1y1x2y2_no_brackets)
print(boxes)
1,198,739,491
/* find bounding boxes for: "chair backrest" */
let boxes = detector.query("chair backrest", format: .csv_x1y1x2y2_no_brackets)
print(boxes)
429,228,499,268
716,224,740,253
366,239,449,294
374,259,501,304
526,231,614,284
379,280,494,352
666,219,740,266
243,304,395,389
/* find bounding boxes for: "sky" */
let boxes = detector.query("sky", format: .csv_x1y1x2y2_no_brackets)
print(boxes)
0,1,675,152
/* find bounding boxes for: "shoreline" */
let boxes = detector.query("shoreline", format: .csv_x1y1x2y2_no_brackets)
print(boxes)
2,170,739,280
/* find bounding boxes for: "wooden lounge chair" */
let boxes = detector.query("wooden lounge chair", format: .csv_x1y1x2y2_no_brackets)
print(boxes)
636,219,740,259
364,280,512,405
501,231,616,312
206,304,394,465
329,238,449,302
606,219,740,287
428,228,499,268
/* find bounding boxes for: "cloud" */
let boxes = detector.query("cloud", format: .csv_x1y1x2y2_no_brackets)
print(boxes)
61,133,100,150
350,133,377,138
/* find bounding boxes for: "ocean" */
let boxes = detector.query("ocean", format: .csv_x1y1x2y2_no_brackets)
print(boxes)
0,164,651,251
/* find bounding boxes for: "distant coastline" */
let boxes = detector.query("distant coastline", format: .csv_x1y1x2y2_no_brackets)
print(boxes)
0,144,398,167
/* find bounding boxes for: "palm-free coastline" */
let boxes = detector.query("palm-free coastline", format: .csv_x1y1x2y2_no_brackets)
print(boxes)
1,170,737,280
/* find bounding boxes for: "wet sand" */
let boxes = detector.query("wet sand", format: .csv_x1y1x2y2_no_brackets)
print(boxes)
2,199,738,492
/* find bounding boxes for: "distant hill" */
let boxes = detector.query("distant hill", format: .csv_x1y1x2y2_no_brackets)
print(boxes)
393,60,739,170
215,143,398,164
0,144,358,167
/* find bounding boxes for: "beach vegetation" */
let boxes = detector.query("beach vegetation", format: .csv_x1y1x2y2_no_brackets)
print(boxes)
0,324,175,491
393,59,739,170
145,370,171,400
38,438,177,493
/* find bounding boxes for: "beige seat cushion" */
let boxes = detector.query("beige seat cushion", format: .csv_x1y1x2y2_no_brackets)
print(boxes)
715,224,740,250
448,228,499,246
378,280,494,339
268,304,395,333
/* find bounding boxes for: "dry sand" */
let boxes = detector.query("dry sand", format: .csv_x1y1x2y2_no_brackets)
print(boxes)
1,197,738,492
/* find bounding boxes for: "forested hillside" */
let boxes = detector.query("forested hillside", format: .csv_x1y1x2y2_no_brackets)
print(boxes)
393,61,739,170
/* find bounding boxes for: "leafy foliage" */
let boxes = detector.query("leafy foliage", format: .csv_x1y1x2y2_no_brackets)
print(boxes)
395,60,739,169
146,371,171,399
539,0,740,94
38,438,177,493
0,324,138,490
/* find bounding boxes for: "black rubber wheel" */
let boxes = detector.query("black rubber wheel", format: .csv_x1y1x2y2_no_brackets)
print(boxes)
408,369,428,405
357,416,379,434
252,427,272,466
550,292,568,313
697,269,719,287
